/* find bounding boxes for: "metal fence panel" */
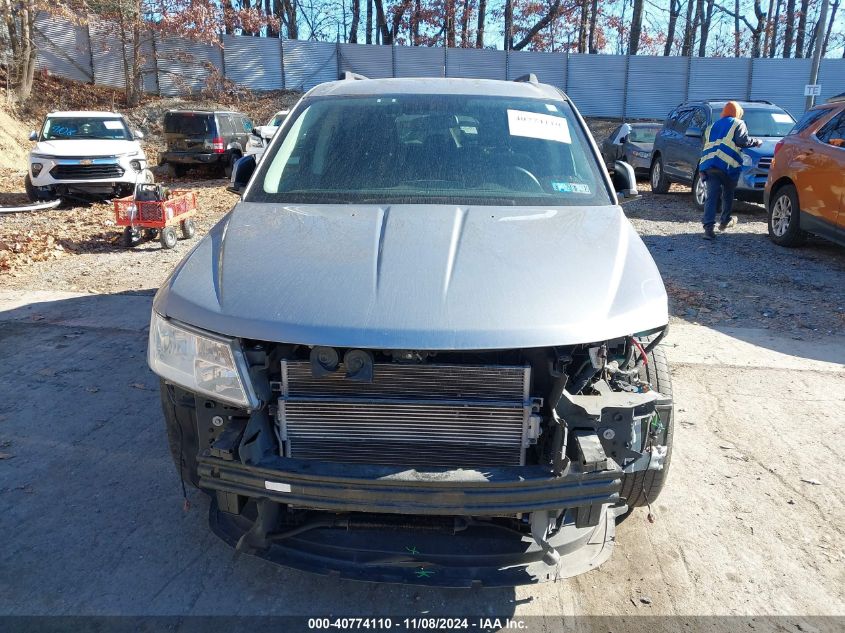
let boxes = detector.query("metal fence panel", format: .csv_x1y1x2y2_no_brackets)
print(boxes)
446,48,506,80
567,54,626,117
155,37,224,96
140,32,159,94
506,50,566,89
89,19,128,89
394,46,445,78
283,40,338,91
751,58,812,117
34,14,93,83
819,59,845,104
626,55,687,120
688,57,751,102
223,35,283,91
338,43,392,79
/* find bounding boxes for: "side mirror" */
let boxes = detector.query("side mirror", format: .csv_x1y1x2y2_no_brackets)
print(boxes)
134,129,144,140
685,127,703,138
251,128,262,138
226,154,256,195
613,160,639,202
29,131,38,141
617,135,628,145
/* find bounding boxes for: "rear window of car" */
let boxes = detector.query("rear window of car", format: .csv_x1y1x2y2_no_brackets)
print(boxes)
629,126,661,143
250,94,612,207
164,113,215,136
789,107,835,135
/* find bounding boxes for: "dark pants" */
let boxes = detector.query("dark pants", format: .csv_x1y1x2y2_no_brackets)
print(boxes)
702,169,737,227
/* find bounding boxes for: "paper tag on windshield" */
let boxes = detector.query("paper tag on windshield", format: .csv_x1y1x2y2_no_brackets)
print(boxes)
507,110,571,144
103,121,124,130
771,113,792,123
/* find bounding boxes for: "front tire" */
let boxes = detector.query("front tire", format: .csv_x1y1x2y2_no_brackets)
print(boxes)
180,218,196,239
619,337,674,509
692,170,706,210
223,152,240,179
650,155,670,193
768,184,806,247
160,226,178,249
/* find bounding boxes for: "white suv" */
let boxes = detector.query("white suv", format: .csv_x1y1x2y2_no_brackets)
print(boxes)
244,109,289,161
26,111,153,201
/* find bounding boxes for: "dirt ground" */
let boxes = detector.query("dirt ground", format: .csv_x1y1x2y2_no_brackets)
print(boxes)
1,85,844,627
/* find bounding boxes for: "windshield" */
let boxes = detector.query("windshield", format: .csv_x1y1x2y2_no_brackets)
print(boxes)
41,117,131,141
164,113,214,136
742,109,795,137
249,94,611,206
629,126,660,143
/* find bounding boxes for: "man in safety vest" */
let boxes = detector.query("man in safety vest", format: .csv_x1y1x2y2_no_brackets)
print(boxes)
698,101,762,240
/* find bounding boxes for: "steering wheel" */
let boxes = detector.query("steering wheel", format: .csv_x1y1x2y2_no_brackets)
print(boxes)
511,166,544,192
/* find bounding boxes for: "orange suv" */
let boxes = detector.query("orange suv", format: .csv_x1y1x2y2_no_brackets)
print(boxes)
765,95,845,247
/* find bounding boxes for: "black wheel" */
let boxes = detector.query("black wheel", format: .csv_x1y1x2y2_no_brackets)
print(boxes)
24,174,39,202
160,226,178,249
691,170,706,210
650,155,670,194
223,152,240,179
619,335,674,510
159,380,201,489
768,183,807,247
173,164,188,178
121,226,141,247
144,228,159,240
180,218,196,239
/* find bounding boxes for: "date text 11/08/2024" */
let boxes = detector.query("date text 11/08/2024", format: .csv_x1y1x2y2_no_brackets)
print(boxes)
308,618,529,630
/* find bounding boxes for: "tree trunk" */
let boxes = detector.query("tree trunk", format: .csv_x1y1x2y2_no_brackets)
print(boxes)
587,0,599,53
699,0,715,56
512,0,562,50
681,0,695,56
794,0,809,57
823,0,840,57
374,0,392,44
366,0,373,43
577,0,588,53
734,0,741,55
664,0,680,55
628,0,644,54
783,0,795,57
769,0,782,56
504,0,513,50
476,0,486,47
459,0,472,47
691,0,704,55
763,0,775,56
349,0,360,42
445,0,456,47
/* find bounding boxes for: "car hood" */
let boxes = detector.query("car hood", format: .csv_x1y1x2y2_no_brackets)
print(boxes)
155,203,668,349
32,139,143,158
742,137,779,159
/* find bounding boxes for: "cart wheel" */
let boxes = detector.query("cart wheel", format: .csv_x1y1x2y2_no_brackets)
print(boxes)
160,227,178,249
180,218,196,239
121,227,141,248
144,228,159,240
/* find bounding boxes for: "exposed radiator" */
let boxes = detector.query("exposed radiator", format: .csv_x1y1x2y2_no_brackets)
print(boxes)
277,360,537,468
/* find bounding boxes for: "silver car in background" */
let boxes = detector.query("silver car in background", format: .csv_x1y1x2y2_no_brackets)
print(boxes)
148,75,674,586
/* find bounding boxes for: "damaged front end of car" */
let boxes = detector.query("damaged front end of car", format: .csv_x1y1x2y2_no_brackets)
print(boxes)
152,314,672,587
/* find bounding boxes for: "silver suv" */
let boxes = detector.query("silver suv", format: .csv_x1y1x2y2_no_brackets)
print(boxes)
148,75,673,586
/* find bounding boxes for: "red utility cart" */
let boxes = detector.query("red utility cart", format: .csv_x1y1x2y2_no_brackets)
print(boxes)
113,188,198,249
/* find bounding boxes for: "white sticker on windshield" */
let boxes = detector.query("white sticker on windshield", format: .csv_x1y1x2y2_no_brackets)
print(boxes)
103,120,125,130
771,113,792,123
545,104,559,113
507,110,571,144
552,182,591,194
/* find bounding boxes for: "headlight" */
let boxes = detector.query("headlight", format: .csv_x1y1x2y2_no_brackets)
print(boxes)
632,150,651,159
130,160,142,172
31,163,43,176
742,154,753,167
148,312,258,409
247,136,263,149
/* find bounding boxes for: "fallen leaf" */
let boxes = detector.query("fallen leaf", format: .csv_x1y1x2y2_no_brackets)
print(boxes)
129,383,148,390
0,452,13,460
800,479,822,486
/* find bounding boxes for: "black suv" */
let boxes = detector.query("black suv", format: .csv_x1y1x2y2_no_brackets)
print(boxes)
650,100,794,209
160,110,254,178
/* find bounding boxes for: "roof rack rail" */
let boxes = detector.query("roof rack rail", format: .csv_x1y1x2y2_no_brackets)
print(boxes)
340,71,368,81
827,93,845,103
513,73,539,85
700,98,773,105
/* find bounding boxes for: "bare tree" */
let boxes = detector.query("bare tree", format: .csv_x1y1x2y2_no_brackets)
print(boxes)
445,0,456,46
794,0,810,57
699,0,715,56
512,0,563,50
577,0,588,53
664,0,682,55
366,0,372,43
718,0,767,57
823,0,840,56
769,0,783,56
587,0,599,53
475,0,486,47
629,0,644,54
681,0,697,56
349,0,360,42
783,0,795,56
504,0,513,50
